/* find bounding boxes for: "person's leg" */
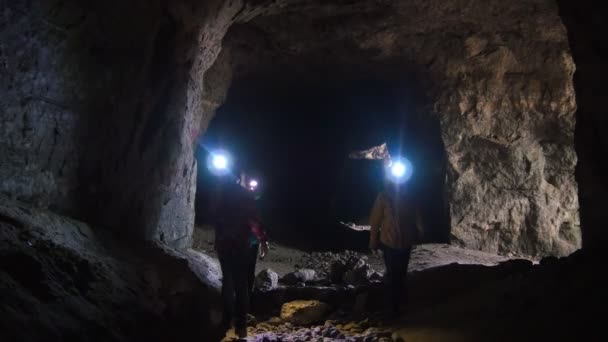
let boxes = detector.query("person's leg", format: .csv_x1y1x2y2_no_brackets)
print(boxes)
382,245,400,318
400,246,413,314
247,243,259,294
218,249,235,329
233,251,251,337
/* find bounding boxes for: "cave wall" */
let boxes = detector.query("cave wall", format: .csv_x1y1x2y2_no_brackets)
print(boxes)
1,0,583,256
0,196,223,341
434,1,580,257
556,0,608,252
0,0,249,248
224,0,580,257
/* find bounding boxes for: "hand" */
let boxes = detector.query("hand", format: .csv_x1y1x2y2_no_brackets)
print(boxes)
259,241,269,260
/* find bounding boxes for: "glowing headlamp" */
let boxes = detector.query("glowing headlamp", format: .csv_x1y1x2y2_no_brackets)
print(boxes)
207,150,232,176
386,157,414,184
391,161,406,178
249,180,259,189
212,155,228,170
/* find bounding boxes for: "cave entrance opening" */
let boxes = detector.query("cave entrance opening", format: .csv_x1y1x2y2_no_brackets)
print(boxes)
195,66,449,252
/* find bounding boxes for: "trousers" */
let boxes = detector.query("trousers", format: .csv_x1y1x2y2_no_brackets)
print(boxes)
381,244,412,316
218,243,258,330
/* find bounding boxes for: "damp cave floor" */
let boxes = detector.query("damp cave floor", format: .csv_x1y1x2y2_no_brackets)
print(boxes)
192,225,515,277
192,225,559,342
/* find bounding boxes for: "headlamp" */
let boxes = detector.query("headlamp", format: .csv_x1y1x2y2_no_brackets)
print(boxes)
386,157,414,183
391,161,406,178
207,150,232,176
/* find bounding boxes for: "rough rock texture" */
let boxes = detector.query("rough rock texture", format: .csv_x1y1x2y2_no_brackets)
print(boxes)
436,5,581,257
280,300,331,325
236,252,602,341
0,0,253,248
222,0,580,257
299,251,381,286
557,0,608,252
255,268,280,292
0,197,223,342
281,269,317,285
1,0,581,257
224,319,394,342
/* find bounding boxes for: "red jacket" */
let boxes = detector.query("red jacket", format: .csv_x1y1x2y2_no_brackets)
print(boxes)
212,183,267,251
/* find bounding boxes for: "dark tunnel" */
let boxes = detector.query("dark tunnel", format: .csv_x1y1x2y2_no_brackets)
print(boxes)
195,67,450,251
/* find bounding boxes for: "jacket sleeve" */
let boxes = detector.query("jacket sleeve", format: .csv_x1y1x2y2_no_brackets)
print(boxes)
246,197,267,243
369,193,384,248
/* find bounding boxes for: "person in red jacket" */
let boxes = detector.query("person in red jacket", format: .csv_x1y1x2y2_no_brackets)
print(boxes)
212,171,268,339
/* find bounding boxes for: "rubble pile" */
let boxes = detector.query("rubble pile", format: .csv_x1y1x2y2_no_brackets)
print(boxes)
224,317,399,342
299,251,383,286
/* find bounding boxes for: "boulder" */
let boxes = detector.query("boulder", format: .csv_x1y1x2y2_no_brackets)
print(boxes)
343,259,375,286
255,269,279,292
281,269,316,285
280,300,331,325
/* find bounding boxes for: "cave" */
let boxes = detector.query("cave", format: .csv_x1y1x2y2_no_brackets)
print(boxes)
195,66,449,251
0,0,605,341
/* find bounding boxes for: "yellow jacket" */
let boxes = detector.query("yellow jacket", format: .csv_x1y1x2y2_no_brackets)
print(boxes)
369,191,422,249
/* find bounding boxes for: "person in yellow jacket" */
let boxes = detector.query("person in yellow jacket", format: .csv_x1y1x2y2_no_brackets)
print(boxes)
369,179,423,319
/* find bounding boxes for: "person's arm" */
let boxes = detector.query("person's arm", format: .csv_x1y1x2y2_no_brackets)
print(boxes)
369,194,384,250
250,218,269,259
246,197,269,258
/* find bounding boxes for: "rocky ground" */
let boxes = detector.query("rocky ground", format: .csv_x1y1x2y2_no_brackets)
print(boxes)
0,198,225,342
193,225,514,278
0,203,601,342
216,250,602,342
194,226,596,342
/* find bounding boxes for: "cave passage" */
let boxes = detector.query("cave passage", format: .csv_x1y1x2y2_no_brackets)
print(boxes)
195,68,449,250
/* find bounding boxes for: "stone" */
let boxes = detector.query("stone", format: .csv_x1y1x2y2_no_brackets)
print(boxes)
281,269,317,285
267,317,283,325
343,259,375,286
280,300,331,325
0,198,222,341
255,269,279,292
246,314,257,326
223,0,580,258
391,332,405,342
370,271,383,282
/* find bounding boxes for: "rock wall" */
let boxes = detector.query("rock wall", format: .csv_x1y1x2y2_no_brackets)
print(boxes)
0,0,582,256
225,0,580,257
1,0,98,210
0,197,223,341
0,0,246,248
435,1,580,257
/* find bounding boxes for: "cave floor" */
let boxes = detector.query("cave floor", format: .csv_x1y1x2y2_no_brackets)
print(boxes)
192,226,576,342
193,225,514,277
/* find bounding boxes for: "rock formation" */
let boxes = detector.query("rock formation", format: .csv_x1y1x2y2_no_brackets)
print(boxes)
0,0,582,259
1,0,603,339
0,197,223,341
255,268,280,292
280,300,331,325
220,0,580,257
